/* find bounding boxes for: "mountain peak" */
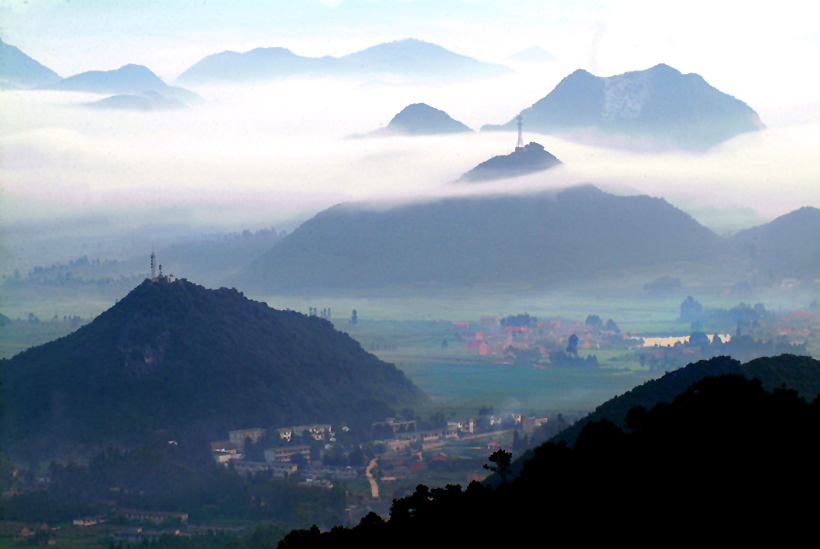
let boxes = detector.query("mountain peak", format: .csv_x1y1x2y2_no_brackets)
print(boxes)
383,103,473,135
483,63,762,149
459,141,561,182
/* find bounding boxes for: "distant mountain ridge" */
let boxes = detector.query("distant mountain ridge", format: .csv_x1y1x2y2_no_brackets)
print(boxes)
361,103,473,137
506,46,556,63
0,38,61,88
84,91,188,111
483,64,763,149
730,207,820,279
48,64,201,106
234,185,720,293
176,38,510,84
1,278,426,447
458,141,561,182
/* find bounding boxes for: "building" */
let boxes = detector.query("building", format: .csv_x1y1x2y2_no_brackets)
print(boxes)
73,516,106,527
276,424,333,442
210,441,238,454
228,428,266,451
448,419,474,434
233,461,297,478
372,418,417,436
522,417,548,436
480,316,501,333
118,509,188,525
264,445,311,463
305,464,359,480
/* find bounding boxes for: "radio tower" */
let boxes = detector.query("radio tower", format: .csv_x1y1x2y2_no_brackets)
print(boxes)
150,250,157,280
516,114,524,150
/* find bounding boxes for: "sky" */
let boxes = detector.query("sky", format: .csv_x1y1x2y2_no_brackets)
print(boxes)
1,0,819,269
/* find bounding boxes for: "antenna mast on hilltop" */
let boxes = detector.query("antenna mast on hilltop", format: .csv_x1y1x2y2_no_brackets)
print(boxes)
516,114,524,150
150,250,157,280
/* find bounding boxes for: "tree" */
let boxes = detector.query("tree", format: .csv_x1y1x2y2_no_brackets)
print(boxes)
483,449,512,484
688,332,710,347
585,315,603,329
566,334,579,356
679,296,704,323
604,319,620,333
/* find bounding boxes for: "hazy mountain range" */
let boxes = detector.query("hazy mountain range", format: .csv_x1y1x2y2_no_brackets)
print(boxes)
458,141,561,182
1,278,425,447
84,91,188,111
483,63,764,149
506,46,556,63
176,38,510,84
730,206,820,279
0,37,61,88
233,185,720,293
358,103,473,137
3,39,765,151
48,64,202,106
233,186,819,294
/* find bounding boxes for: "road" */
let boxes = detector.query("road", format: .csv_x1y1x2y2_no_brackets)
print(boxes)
365,457,379,499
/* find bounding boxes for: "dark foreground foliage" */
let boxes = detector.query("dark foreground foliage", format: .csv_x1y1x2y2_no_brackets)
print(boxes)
279,374,820,547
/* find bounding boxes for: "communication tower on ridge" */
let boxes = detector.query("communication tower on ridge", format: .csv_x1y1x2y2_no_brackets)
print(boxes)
516,114,524,151
149,251,176,282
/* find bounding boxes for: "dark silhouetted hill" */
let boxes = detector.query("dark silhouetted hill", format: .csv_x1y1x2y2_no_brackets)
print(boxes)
233,185,719,293
365,103,473,136
1,279,425,448
482,64,763,149
730,206,820,278
176,38,509,84
549,354,820,448
0,38,61,88
49,64,201,105
458,141,561,182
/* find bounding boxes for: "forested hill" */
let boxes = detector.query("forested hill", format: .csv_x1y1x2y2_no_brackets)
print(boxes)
233,185,720,294
1,279,426,451
547,354,820,448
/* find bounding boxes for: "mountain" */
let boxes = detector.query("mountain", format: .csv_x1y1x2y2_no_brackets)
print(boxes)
363,103,473,137
233,185,720,294
49,64,201,105
458,142,561,182
482,64,763,149
506,46,556,63
730,207,820,279
339,39,510,80
1,278,425,447
0,38,61,88
176,38,509,84
84,91,188,111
